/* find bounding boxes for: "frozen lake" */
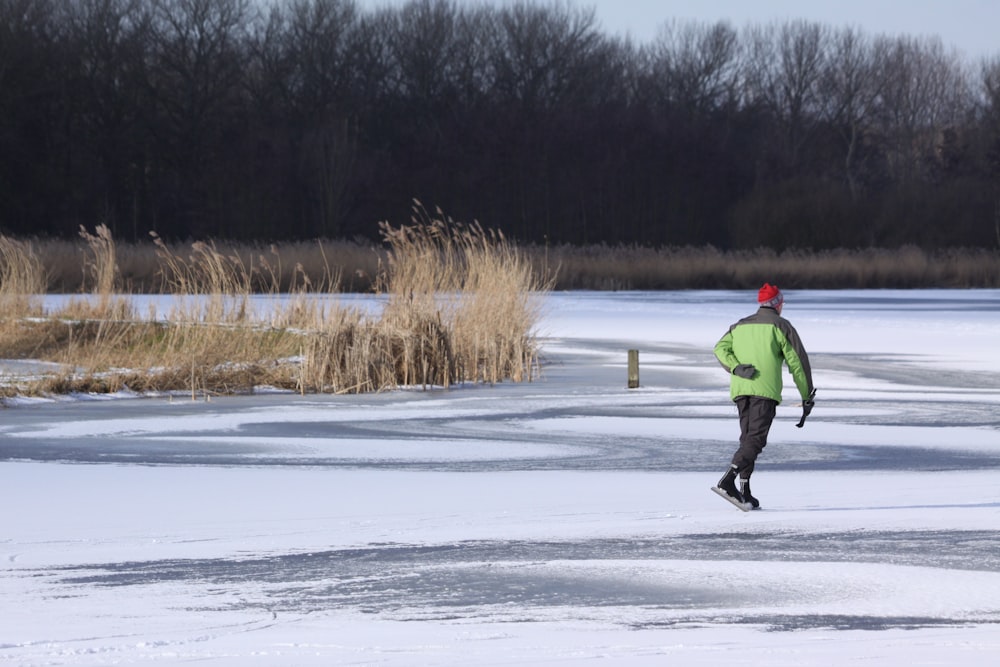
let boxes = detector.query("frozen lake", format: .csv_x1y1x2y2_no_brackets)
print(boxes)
2,289,999,665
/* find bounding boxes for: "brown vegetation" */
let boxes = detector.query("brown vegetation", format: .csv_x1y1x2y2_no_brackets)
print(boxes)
20,237,1000,295
0,212,544,399
2,215,997,400
532,245,1000,290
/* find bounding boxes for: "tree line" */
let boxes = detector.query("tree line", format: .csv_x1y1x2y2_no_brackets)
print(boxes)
2,0,999,249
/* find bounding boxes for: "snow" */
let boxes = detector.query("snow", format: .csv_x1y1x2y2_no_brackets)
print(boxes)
2,289,1000,665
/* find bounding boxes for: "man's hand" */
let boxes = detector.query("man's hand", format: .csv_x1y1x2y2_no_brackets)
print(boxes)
733,364,756,379
796,389,817,428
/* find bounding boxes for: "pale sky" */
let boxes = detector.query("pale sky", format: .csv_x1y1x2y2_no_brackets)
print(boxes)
361,0,1000,62
593,0,999,60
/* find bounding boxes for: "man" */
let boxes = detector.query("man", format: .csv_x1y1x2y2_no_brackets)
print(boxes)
712,283,814,509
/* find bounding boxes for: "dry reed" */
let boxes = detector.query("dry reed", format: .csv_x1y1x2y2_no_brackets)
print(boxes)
377,202,547,387
0,236,46,319
1,212,546,399
19,234,1000,294
529,244,1000,290
3,216,995,399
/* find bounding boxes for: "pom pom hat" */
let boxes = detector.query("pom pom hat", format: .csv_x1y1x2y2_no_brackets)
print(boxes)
758,283,783,308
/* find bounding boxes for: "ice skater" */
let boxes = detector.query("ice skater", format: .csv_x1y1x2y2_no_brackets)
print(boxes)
712,283,815,510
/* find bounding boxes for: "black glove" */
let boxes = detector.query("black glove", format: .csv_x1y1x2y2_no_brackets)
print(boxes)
732,364,756,379
796,389,816,428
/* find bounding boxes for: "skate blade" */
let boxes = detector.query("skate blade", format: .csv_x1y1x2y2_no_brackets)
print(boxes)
710,486,752,512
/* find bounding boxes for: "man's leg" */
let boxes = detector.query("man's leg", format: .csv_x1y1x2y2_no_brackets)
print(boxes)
731,396,777,473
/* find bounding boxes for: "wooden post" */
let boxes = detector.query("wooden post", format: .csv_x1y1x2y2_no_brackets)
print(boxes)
627,349,639,388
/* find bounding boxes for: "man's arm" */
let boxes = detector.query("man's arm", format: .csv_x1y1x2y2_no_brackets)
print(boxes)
779,322,813,400
714,329,738,373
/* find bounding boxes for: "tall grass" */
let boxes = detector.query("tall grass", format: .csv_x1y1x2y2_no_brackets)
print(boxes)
378,203,547,386
0,237,48,369
0,213,546,399
24,237,1000,294
530,244,1000,290
3,217,996,400
39,235,379,294
0,236,45,318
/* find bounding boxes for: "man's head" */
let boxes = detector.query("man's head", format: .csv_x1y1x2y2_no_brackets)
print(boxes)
758,283,784,312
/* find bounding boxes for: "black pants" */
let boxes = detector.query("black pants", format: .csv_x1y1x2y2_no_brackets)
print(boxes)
731,396,777,476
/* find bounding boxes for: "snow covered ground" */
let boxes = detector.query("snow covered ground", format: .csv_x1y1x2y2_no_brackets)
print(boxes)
1,289,999,665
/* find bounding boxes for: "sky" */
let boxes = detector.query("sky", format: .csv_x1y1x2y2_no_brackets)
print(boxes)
362,0,1000,62
592,0,1000,59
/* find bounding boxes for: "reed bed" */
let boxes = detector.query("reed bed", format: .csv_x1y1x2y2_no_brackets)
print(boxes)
0,236,46,319
40,235,381,294
2,213,997,399
378,204,548,386
0,213,545,399
24,237,1000,294
531,244,1000,290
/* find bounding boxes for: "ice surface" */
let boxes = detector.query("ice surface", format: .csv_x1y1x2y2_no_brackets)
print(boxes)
2,289,999,665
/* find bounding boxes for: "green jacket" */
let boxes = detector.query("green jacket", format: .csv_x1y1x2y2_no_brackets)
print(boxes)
714,306,814,404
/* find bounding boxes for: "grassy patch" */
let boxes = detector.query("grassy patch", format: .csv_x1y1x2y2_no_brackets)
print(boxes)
1,210,545,399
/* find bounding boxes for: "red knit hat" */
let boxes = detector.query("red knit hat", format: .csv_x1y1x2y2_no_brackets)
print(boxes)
758,283,783,308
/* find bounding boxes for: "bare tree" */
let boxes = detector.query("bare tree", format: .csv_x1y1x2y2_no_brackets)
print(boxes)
284,0,360,237
0,0,65,233
0,0,58,96
284,0,357,119
448,4,496,112
873,35,971,185
244,2,289,111
345,6,395,111
982,57,1000,133
742,20,829,172
980,56,1000,246
60,0,152,239
144,0,253,236
647,19,740,115
147,0,250,140
488,1,604,112
481,1,610,238
388,0,463,108
819,26,886,199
